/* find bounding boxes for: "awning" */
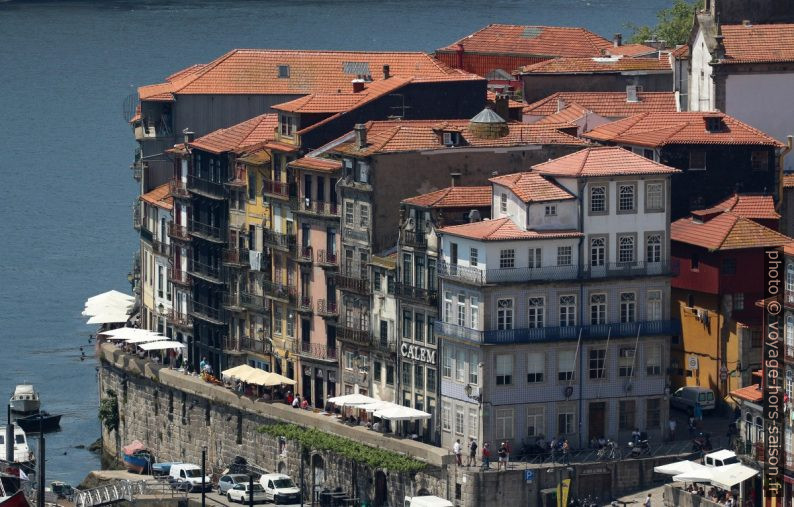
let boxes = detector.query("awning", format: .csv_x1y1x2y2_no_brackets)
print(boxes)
372,405,431,421
83,290,134,318
266,372,297,386
673,469,714,483
350,400,399,412
222,364,257,379
87,311,132,325
137,340,188,351
709,464,759,490
328,394,379,407
654,460,709,476
99,327,160,341
126,334,167,343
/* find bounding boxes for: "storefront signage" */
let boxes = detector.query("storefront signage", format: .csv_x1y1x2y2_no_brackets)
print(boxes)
400,343,436,364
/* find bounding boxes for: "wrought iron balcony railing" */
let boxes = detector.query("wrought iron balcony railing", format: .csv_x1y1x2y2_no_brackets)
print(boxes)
263,179,289,198
223,248,250,267
299,341,337,362
316,250,338,268
170,179,190,199
187,258,223,284
187,175,225,200
169,308,193,330
168,221,190,242
400,230,427,249
190,300,224,325
169,268,191,286
293,198,341,218
188,219,225,243
316,299,338,318
336,325,372,346
394,283,437,306
263,230,296,250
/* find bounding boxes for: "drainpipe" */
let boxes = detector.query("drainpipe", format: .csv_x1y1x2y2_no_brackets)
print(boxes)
777,136,793,214
577,177,585,450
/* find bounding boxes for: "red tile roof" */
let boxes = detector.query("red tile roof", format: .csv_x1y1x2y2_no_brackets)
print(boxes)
523,91,678,118
331,119,588,156
671,212,791,251
515,55,671,75
785,174,794,188
719,24,794,64
671,44,690,59
533,146,680,178
402,186,492,208
189,113,278,154
140,183,173,211
486,91,524,109
532,103,591,127
438,24,613,58
272,77,411,113
731,384,762,403
784,243,794,256
288,156,343,173
139,50,481,100
440,217,582,241
584,112,783,148
489,171,575,203
605,44,658,57
691,194,780,220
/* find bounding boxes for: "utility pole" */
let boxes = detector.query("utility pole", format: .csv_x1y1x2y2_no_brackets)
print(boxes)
5,405,13,463
37,415,45,507
201,446,207,507
248,474,254,507
299,443,305,507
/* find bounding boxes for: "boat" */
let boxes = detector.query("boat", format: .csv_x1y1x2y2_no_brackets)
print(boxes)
0,472,28,507
122,441,153,474
9,387,39,415
0,428,33,467
13,413,61,434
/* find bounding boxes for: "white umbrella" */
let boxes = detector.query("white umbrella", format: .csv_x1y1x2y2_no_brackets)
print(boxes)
372,405,431,421
137,340,188,351
709,464,759,490
99,327,156,340
654,460,709,476
328,393,379,407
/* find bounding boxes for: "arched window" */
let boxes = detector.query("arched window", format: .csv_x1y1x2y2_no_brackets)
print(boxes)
787,263,794,293
755,416,764,442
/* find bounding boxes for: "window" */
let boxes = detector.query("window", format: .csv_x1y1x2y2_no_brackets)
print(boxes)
444,292,452,324
619,347,635,377
527,406,545,437
344,201,354,225
689,151,706,171
558,410,574,435
499,249,515,269
415,364,424,390
590,237,605,267
455,407,465,435
374,361,382,382
402,310,412,338
427,317,436,345
618,400,636,430
589,349,606,379
402,363,412,388
646,182,664,211
497,299,514,330
470,296,479,329
734,293,744,311
691,253,700,270
618,235,635,263
646,344,661,376
469,351,479,385
359,204,369,227
455,349,466,382
558,350,575,381
751,151,769,171
722,258,736,275
557,246,572,266
457,294,466,326
415,255,425,288
559,295,576,327
590,185,606,213
545,205,557,216
414,313,425,343
620,292,636,323
495,354,512,385
279,115,296,136
647,290,662,321
500,193,507,213
495,408,514,440
470,247,478,267
468,408,478,439
345,351,355,370
443,346,453,378
528,248,541,269
248,170,257,201
386,364,394,385
646,234,662,263
427,367,436,392
528,297,545,328
442,402,451,431
618,184,635,212
527,352,544,383
643,149,654,160
590,294,606,325
277,64,290,78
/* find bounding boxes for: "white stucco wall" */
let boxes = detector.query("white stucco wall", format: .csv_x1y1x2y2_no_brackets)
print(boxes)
689,29,714,112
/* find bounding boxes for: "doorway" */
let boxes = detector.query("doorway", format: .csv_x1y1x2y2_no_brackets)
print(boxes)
373,471,387,507
588,402,606,441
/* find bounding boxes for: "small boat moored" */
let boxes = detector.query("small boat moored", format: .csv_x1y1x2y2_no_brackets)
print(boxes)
122,441,153,474
13,412,61,434
8,387,39,415
0,427,34,468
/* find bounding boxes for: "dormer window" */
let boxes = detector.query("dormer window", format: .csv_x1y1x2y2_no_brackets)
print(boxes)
278,65,290,78
705,116,724,132
544,205,557,217
280,114,296,137
442,131,459,146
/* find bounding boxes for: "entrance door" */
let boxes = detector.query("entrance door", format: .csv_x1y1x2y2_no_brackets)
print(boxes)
314,373,324,409
588,402,606,441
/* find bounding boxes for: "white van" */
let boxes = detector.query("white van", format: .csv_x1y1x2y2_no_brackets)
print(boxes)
169,463,212,492
259,474,301,504
404,496,454,507
670,386,716,413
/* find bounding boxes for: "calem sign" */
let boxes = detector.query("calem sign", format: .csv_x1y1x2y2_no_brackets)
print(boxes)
400,343,437,364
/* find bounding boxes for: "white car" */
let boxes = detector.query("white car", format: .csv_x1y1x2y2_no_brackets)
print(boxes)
168,463,212,492
259,474,301,504
227,483,267,504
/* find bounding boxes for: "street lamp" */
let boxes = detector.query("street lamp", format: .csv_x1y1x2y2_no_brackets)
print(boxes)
201,445,207,507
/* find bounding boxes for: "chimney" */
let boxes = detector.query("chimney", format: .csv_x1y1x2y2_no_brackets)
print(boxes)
556,97,565,113
383,65,391,79
713,34,725,59
455,43,465,69
354,124,367,149
742,19,752,27
613,33,623,47
468,209,482,223
352,78,365,93
494,94,510,122
450,172,461,187
626,85,639,103
183,129,195,144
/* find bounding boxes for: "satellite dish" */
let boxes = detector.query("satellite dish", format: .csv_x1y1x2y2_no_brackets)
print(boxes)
405,217,415,231
122,93,139,123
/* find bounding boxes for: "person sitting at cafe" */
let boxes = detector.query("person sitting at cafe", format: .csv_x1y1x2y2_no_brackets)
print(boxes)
372,420,381,432
285,391,294,405
301,397,309,409
292,395,301,408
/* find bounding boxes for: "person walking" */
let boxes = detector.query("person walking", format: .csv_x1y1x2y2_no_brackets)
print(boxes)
481,442,491,470
453,439,462,466
668,418,677,442
643,493,652,507
561,439,571,465
467,437,477,467
497,442,508,471
694,402,703,421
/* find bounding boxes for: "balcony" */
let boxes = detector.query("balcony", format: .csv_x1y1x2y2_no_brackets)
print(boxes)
435,319,680,344
187,259,224,285
394,283,437,307
263,230,296,251
188,219,225,243
297,296,313,314
299,341,337,362
317,299,338,318
401,230,427,249
295,246,313,264
336,325,372,346
190,300,225,326
785,291,794,310
222,293,245,312
169,268,190,286
343,227,369,243
262,279,296,303
134,119,173,141
168,221,190,242
372,338,398,355
316,250,338,269
223,248,250,267
152,239,170,257
241,291,270,313
293,198,341,219
133,201,141,231
226,336,273,356
170,179,190,200
263,179,289,199
335,264,370,295
187,175,226,200
169,309,193,330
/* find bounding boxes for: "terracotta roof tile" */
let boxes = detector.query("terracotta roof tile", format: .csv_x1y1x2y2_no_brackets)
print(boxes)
533,146,680,177
533,103,592,127
139,50,480,100
440,217,582,241
402,186,492,208
691,194,780,220
731,384,762,403
140,183,173,211
437,24,613,58
605,43,658,57
720,24,794,64
584,112,783,147
671,44,690,59
489,171,575,203
486,91,524,109
671,212,791,251
783,173,794,188
273,77,411,113
784,243,794,256
288,156,343,173
523,91,678,118
515,55,671,74
331,119,588,156
189,113,278,154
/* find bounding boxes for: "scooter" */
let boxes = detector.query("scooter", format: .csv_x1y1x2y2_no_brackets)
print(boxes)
627,439,651,458
596,440,622,460
692,432,712,452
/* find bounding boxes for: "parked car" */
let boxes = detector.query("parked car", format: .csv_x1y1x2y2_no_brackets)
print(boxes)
404,496,454,507
670,387,716,413
168,463,212,492
259,474,301,504
218,474,251,495
227,483,267,504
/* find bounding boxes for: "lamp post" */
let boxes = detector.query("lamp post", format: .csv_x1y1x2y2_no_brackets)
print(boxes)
201,445,207,507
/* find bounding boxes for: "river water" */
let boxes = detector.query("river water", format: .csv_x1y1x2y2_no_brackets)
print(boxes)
0,0,668,486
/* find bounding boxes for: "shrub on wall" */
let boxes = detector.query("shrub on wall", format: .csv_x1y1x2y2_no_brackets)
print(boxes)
98,389,120,433
258,424,426,473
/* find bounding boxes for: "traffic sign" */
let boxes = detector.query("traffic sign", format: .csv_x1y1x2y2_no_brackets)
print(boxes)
525,470,534,483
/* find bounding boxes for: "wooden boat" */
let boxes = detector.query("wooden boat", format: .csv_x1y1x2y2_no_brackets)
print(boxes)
122,441,153,474
0,491,29,507
13,412,61,434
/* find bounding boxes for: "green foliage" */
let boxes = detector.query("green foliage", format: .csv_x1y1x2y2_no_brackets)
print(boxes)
258,424,426,473
626,0,699,47
98,389,119,433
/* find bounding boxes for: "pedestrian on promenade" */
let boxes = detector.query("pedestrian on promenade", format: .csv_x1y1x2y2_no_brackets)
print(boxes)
643,493,652,507
694,402,703,421
453,439,462,466
467,437,477,467
688,415,696,436
561,439,571,465
497,442,508,471
481,442,491,470
668,419,677,441
292,395,300,408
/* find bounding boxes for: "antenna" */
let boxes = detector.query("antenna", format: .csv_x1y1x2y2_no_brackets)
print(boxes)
122,93,139,123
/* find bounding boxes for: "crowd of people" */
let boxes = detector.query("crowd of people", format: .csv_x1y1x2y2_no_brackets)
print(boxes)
452,438,514,471
683,484,739,506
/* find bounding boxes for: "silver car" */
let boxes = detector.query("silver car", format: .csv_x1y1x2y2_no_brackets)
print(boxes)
217,474,250,495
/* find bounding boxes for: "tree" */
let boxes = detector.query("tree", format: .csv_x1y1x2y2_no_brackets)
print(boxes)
627,0,700,47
